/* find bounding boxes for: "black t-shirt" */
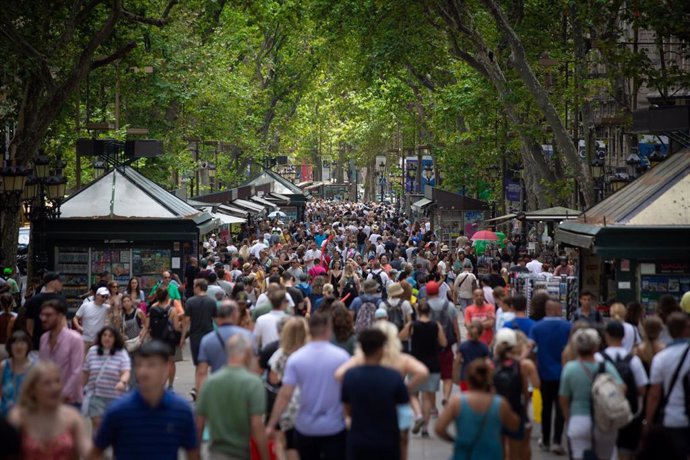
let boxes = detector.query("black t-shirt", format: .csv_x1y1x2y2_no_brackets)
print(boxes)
183,295,217,338
286,287,305,314
342,365,408,455
259,340,280,370
184,266,200,297
488,273,506,288
410,320,440,373
25,292,66,350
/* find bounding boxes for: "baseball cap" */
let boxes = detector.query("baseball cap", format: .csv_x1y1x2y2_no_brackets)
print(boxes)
2,267,12,276
96,287,111,296
426,281,440,296
374,308,388,319
494,328,517,348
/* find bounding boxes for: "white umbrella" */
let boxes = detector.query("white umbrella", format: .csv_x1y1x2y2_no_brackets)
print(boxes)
268,210,287,219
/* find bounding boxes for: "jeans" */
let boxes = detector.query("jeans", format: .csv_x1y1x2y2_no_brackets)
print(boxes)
541,379,564,446
294,429,346,460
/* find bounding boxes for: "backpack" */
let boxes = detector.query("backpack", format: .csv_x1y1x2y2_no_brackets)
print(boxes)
493,359,524,416
429,300,457,346
582,361,633,432
341,277,358,307
149,305,178,346
384,300,405,332
370,270,388,300
602,352,639,415
355,300,377,333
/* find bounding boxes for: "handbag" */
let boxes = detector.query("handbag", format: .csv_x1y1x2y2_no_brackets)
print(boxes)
125,336,142,353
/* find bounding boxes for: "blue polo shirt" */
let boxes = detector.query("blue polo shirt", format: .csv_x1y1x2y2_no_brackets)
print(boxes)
529,317,571,381
95,389,197,459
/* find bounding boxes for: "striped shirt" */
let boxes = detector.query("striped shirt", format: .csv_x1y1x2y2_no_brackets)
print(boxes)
94,390,197,459
83,347,131,399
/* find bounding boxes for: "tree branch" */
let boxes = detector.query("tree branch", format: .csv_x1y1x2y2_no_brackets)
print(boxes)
91,41,137,69
0,18,54,87
122,0,177,27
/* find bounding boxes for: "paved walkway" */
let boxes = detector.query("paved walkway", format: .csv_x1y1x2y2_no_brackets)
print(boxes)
171,343,563,459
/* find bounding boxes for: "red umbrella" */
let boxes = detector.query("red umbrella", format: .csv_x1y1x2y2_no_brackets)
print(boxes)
471,230,499,241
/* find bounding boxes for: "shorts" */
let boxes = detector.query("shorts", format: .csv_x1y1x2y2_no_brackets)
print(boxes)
415,373,440,393
397,403,414,431
285,428,296,450
617,417,642,453
439,348,454,380
86,396,115,417
504,414,530,440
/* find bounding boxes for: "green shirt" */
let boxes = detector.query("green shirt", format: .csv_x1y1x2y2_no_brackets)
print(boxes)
6,278,19,295
197,365,265,458
151,281,181,301
251,303,272,322
559,359,622,416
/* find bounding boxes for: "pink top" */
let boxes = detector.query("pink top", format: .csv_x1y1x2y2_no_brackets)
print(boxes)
39,328,85,404
22,429,75,460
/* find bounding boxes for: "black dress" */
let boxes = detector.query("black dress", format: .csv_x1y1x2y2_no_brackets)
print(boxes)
410,320,440,373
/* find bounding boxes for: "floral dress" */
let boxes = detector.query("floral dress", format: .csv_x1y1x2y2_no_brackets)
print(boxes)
268,348,300,431
0,358,34,416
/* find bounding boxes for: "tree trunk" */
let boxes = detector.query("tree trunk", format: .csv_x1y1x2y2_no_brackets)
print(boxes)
481,0,595,207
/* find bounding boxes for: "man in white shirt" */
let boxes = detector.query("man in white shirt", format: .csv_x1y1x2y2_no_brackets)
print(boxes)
645,312,690,457
253,286,288,350
73,286,110,352
250,240,268,259
526,254,543,274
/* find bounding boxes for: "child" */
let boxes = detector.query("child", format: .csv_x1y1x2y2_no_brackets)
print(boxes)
455,320,490,391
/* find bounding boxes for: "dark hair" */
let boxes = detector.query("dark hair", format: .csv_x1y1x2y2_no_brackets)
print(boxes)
466,358,492,391
529,292,549,321
579,290,594,299
625,301,643,325
417,299,431,316
231,282,245,299
0,293,14,312
95,325,125,356
282,272,295,283
194,278,209,292
5,330,31,358
208,272,218,283
155,286,169,304
136,339,172,361
666,312,688,340
308,312,331,337
510,295,528,312
605,321,625,340
268,274,281,284
657,295,681,321
268,287,286,310
358,329,387,357
40,298,67,316
127,277,141,298
332,304,354,342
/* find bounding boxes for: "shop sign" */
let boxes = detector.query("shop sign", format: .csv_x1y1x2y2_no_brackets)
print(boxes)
657,262,690,274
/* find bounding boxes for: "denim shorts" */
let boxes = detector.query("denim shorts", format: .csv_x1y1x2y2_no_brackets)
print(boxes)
397,403,414,430
415,372,441,393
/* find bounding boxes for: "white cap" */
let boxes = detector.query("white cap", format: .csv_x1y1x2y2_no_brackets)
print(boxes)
494,328,517,348
96,287,110,296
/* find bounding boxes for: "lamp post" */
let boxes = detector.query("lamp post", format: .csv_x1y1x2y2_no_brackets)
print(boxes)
207,162,217,191
20,150,68,276
590,157,604,201
377,161,386,203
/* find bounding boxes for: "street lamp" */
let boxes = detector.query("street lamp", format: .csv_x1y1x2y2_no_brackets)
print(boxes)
93,159,108,178
406,162,417,193
20,150,68,275
377,161,386,202
625,153,640,179
0,163,30,213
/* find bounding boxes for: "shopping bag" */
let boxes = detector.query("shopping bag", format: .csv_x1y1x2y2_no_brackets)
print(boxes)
250,438,277,460
532,388,542,424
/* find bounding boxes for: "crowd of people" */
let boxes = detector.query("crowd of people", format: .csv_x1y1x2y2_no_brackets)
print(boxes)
0,198,689,460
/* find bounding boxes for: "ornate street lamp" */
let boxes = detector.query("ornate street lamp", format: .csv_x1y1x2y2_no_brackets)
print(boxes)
590,157,604,179
0,163,30,213
93,159,108,178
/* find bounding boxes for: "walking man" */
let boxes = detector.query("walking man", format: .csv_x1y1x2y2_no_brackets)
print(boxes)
91,341,199,459
73,286,110,352
529,297,571,455
39,298,84,407
267,313,349,460
196,334,269,460
185,278,218,400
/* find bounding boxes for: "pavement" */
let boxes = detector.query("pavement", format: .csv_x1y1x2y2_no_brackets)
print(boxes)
170,343,564,460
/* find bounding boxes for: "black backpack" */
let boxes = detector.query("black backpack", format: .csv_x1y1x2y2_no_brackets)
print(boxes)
370,270,388,300
384,300,405,332
149,305,177,346
602,352,639,414
341,277,358,306
429,300,457,346
493,359,524,416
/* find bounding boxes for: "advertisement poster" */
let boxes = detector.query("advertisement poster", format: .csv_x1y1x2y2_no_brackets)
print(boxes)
464,211,483,238
405,156,435,193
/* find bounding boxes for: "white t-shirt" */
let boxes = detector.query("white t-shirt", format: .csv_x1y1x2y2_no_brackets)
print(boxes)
621,322,639,353
255,292,294,310
254,310,287,349
454,272,476,300
368,233,381,245
649,342,690,427
250,242,268,259
75,301,110,342
596,346,649,389
526,259,543,274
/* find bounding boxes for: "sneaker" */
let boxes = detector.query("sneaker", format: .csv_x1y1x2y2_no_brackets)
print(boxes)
421,429,429,438
189,388,197,401
551,444,565,456
411,417,424,435
538,439,549,451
